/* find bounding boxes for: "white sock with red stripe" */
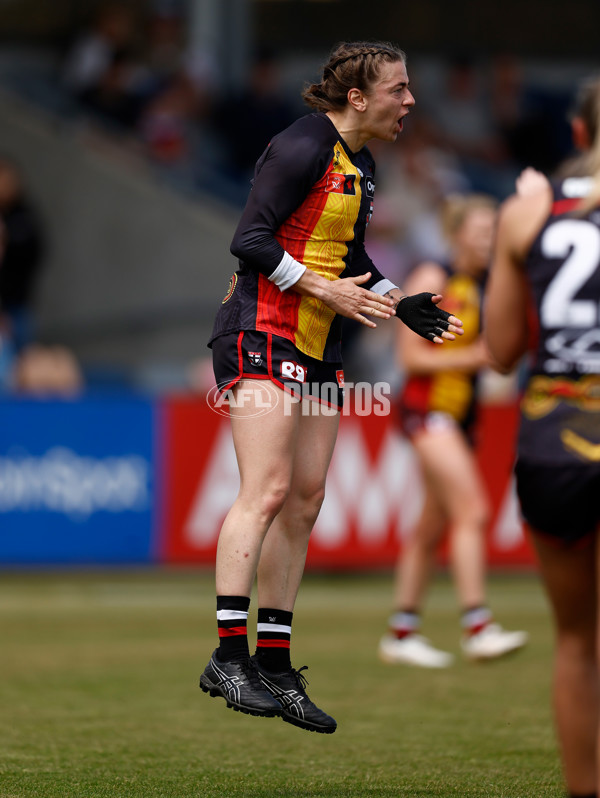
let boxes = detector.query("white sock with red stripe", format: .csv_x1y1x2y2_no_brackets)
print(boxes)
461,606,492,637
254,608,293,672
216,595,250,661
389,609,421,639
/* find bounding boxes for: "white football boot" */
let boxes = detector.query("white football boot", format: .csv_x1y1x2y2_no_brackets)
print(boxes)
378,633,454,668
461,623,528,661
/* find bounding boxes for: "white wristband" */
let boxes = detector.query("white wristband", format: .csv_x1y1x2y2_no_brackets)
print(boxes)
371,278,397,296
269,252,307,291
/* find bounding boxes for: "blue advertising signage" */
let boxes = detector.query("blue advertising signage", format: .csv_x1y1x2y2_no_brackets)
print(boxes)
0,397,157,565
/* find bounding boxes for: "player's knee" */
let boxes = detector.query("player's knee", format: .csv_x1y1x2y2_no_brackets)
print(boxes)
260,483,291,520
475,499,491,530
450,497,490,530
306,481,327,513
292,481,327,525
419,531,444,555
556,628,596,662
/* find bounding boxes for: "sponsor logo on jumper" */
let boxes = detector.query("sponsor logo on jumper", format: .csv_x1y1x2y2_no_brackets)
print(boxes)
364,177,375,198
545,329,600,374
247,351,263,366
326,173,356,195
336,370,345,388
562,177,593,198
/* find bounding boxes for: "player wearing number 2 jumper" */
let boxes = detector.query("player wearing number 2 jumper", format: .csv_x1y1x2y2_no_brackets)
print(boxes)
200,41,463,734
485,76,600,798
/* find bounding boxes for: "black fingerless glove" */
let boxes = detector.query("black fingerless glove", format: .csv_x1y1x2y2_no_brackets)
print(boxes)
396,292,452,342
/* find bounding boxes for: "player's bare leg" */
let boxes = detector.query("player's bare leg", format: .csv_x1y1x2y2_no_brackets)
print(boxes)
394,476,446,611
257,400,339,610
379,476,454,668
531,532,598,796
253,398,339,733
412,425,526,660
201,381,301,718
412,426,489,609
215,381,299,597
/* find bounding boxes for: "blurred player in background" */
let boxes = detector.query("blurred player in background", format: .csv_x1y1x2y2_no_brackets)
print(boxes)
379,194,528,668
200,40,463,734
485,75,600,798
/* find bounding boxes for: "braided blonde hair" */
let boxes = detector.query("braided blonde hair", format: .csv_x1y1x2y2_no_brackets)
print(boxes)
302,41,406,112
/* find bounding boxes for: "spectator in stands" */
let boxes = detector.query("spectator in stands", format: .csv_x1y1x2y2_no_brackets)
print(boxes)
211,46,298,188
62,3,147,128
423,55,512,197
0,157,44,354
135,2,218,168
142,2,186,88
138,47,217,166
368,114,469,269
139,69,204,164
489,53,572,177
12,344,84,397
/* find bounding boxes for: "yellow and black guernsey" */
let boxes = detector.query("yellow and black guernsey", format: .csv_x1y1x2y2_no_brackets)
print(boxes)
400,266,483,428
209,112,391,362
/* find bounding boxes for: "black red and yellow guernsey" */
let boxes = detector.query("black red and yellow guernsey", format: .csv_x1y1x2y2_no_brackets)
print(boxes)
400,267,483,425
209,112,391,362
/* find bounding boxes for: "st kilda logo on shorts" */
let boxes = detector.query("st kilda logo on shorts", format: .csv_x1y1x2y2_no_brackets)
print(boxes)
247,351,263,366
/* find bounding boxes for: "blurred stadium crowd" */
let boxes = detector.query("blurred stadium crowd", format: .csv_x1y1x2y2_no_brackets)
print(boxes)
0,0,595,394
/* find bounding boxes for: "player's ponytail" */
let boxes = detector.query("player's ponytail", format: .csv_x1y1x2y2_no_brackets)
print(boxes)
573,76,600,213
302,41,406,112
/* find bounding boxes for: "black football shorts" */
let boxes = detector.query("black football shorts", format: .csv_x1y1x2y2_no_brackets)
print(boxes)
211,330,345,410
515,459,600,545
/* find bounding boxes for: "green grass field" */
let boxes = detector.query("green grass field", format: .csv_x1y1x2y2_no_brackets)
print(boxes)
0,569,563,798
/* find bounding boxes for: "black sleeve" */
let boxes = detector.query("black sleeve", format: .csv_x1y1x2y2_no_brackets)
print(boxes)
343,237,389,289
340,154,395,292
230,123,330,278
